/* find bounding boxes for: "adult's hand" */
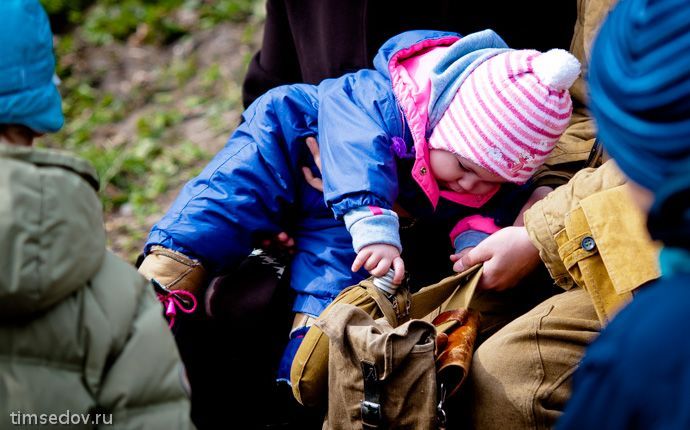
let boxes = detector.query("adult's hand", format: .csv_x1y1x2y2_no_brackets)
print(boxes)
301,136,323,192
450,226,541,291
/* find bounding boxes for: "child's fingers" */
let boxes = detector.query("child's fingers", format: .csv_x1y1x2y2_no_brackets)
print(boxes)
277,232,289,242
302,166,324,192
450,253,460,262
305,137,322,170
371,258,391,277
453,258,466,272
302,166,314,181
392,257,405,284
352,249,372,272
363,253,382,271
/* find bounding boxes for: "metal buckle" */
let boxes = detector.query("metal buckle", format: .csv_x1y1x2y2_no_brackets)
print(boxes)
361,361,382,428
437,382,448,430
361,400,382,427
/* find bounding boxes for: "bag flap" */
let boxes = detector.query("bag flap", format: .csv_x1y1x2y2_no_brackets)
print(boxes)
410,265,482,319
317,304,436,380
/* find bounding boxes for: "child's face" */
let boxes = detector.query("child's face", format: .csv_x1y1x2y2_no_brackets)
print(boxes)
428,149,505,195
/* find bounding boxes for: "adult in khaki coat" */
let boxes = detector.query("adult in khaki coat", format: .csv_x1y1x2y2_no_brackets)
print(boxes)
450,0,660,428
0,1,193,428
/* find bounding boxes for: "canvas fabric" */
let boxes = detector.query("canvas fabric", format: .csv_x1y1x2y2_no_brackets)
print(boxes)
465,287,600,429
318,304,438,430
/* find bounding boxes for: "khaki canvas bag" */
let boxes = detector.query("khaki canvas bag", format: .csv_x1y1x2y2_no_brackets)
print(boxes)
291,265,482,408
318,304,438,429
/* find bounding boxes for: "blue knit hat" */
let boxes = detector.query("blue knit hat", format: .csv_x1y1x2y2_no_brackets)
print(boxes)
0,0,63,133
589,0,690,247
589,0,690,191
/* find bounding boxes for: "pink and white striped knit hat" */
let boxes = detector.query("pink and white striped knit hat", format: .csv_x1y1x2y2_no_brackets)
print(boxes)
428,49,581,184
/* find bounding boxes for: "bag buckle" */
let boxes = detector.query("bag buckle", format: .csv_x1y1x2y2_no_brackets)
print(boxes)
361,400,382,429
437,382,448,430
360,361,382,429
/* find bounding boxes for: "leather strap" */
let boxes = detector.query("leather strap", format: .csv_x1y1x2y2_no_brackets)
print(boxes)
431,309,469,333
360,361,382,429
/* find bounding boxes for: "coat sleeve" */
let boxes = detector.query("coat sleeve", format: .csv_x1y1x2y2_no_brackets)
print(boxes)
449,215,501,253
317,70,403,219
523,160,627,288
145,85,319,274
529,0,619,189
317,71,404,252
96,270,194,429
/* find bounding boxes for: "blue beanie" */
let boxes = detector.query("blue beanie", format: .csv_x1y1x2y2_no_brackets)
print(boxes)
589,0,690,248
0,0,63,133
589,0,690,191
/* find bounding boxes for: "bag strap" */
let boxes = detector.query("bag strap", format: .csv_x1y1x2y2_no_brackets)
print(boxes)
362,280,411,326
409,265,482,319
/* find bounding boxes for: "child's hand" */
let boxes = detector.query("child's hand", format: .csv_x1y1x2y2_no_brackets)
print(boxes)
301,137,324,192
259,231,296,255
352,244,405,284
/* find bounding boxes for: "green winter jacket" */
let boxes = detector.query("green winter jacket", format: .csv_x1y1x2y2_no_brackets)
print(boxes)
0,143,193,429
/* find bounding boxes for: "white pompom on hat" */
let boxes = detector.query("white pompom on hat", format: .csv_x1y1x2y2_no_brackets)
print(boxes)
532,49,581,91
428,49,581,184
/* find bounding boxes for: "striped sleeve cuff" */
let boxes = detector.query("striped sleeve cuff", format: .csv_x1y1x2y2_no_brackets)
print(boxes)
343,206,401,253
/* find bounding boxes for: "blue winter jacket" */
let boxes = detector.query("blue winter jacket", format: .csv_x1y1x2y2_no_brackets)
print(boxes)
146,30,525,316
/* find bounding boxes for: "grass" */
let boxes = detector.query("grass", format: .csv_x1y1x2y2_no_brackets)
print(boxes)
40,0,265,260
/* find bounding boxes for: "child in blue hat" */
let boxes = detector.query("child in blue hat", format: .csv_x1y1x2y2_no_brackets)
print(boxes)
0,1,193,426
559,0,690,428
0,0,64,139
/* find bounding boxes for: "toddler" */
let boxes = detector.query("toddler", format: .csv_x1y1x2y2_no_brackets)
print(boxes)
139,29,579,329
0,0,192,425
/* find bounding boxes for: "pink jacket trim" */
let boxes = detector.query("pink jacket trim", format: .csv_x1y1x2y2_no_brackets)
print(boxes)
388,36,500,209
368,205,383,215
449,214,501,243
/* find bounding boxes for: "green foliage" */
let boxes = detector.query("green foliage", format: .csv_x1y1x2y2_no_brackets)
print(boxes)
82,0,187,45
40,0,92,15
43,0,258,45
38,0,263,260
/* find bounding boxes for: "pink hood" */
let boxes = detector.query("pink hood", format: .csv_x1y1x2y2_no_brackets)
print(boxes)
387,37,500,209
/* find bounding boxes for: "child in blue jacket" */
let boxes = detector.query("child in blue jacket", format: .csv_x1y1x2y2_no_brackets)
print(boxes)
139,29,579,330
557,0,690,428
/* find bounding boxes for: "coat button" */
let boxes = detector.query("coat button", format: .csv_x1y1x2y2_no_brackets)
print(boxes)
420,167,427,175
581,236,596,252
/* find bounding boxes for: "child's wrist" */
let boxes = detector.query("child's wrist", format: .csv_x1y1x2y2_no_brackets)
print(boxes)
344,206,401,253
